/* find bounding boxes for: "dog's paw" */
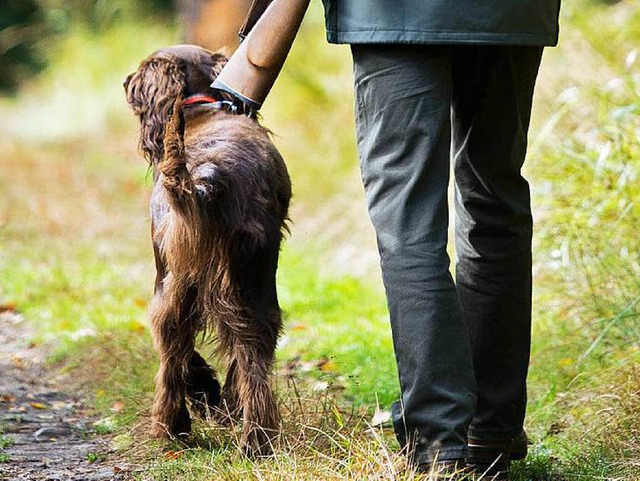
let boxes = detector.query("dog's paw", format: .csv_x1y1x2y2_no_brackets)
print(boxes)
186,352,221,419
186,380,221,420
241,424,278,457
150,402,192,439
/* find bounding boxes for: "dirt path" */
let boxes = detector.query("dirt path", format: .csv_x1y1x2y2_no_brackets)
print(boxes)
0,310,126,481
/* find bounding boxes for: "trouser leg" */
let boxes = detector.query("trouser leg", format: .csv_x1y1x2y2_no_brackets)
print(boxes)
451,45,543,439
352,44,476,463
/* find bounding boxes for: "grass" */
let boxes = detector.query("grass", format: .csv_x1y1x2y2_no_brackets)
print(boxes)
1,1,639,480
0,430,11,464
0,434,12,450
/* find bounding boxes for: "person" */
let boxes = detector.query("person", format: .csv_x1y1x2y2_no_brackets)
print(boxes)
319,2,561,479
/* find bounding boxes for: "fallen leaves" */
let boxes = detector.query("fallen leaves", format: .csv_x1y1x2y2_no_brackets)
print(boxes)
317,358,338,373
369,407,392,427
30,402,48,410
134,298,147,308
126,321,146,334
284,356,340,376
68,328,97,341
164,450,182,460
50,401,72,411
313,381,329,392
10,355,27,369
0,303,17,313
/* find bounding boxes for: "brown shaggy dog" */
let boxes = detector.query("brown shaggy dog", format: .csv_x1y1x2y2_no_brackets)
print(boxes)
124,45,291,454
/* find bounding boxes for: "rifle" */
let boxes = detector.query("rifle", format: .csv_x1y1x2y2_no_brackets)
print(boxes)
212,0,311,113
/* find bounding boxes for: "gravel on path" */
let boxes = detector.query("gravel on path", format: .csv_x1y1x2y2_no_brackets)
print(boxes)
0,310,128,481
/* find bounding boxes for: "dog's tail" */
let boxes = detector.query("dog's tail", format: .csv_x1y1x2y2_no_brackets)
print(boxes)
157,98,221,286
158,97,197,214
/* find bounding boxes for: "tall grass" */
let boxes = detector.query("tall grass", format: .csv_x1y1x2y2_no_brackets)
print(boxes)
523,2,640,478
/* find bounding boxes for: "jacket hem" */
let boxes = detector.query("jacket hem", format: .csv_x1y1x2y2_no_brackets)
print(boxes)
326,29,559,47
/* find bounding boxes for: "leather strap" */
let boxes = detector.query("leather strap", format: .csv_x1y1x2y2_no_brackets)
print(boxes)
238,0,272,41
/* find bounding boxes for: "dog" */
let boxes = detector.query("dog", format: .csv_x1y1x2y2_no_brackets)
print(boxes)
124,45,291,453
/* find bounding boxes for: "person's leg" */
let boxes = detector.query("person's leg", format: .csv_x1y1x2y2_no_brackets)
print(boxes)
351,44,476,465
451,45,543,445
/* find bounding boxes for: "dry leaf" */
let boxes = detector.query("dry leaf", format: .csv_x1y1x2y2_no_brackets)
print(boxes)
558,357,574,367
370,408,392,427
317,358,338,372
164,450,182,460
69,328,96,341
313,381,329,391
1,394,16,403
11,355,26,369
299,361,316,372
0,303,17,313
30,402,48,410
127,321,146,334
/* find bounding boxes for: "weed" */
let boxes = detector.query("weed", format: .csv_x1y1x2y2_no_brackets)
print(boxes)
0,435,12,450
94,419,116,435
87,452,106,463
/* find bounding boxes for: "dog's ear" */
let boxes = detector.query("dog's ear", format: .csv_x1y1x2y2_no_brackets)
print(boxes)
208,52,228,81
190,52,228,87
125,58,186,165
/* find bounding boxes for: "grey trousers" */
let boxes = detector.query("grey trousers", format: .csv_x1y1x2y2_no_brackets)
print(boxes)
352,44,543,463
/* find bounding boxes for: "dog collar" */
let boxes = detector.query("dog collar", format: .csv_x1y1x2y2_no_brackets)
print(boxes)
182,94,219,106
181,93,257,119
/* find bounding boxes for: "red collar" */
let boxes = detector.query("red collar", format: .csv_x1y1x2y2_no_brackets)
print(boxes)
181,94,219,107
180,93,257,119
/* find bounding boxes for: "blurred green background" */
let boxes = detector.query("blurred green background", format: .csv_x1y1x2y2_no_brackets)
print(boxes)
1,0,639,479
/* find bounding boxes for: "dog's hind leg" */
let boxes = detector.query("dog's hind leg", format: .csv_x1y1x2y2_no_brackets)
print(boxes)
185,350,221,419
213,358,241,425
226,239,283,455
149,277,198,439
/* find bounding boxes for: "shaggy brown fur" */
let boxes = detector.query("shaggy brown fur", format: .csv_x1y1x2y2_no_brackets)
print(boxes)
124,45,291,454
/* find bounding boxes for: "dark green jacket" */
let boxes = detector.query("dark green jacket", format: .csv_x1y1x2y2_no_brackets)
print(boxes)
322,1,560,46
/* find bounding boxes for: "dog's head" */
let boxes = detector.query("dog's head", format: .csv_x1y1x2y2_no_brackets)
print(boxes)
124,45,227,164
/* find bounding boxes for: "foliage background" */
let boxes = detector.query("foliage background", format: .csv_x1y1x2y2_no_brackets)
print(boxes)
0,0,639,479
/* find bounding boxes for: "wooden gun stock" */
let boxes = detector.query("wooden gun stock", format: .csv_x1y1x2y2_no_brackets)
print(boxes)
212,0,311,110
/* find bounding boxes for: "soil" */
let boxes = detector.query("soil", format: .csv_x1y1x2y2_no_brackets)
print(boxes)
0,311,127,481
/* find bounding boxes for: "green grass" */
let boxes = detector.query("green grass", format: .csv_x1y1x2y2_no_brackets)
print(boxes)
1,2,639,480
277,251,396,406
0,434,12,450
0,430,11,465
